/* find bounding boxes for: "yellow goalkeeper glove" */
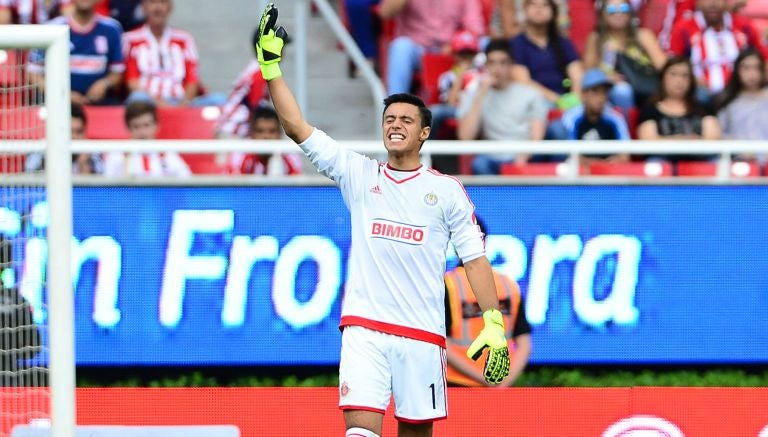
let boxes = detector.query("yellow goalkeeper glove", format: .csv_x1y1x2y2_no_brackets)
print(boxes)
256,3,288,81
466,309,510,385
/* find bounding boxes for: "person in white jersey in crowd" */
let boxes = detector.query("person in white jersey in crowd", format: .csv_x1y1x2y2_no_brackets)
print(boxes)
255,4,510,437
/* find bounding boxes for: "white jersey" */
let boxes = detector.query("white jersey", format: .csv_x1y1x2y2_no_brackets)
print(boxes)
300,129,485,347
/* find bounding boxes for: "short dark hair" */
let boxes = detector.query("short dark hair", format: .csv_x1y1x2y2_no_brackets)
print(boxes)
484,38,513,59
250,105,280,125
71,102,86,125
124,100,158,126
382,93,432,129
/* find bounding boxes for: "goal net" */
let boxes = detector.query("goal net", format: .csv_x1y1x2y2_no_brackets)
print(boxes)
0,25,74,437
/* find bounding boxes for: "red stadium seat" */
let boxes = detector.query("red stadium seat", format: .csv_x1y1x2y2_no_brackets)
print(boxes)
0,155,26,173
500,162,568,176
156,106,218,139
84,106,220,140
420,53,454,105
180,153,228,175
0,106,45,140
0,49,24,88
588,161,673,177
677,160,762,177
567,0,597,55
637,0,672,35
84,106,131,139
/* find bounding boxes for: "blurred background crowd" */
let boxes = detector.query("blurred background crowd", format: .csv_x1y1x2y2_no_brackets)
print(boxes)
2,0,768,177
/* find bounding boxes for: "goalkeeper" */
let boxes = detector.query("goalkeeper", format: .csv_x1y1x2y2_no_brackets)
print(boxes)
255,4,510,436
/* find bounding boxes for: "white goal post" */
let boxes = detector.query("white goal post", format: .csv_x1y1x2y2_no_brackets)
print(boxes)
0,24,74,437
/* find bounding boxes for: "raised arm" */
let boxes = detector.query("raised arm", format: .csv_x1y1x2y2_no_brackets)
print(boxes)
256,3,314,143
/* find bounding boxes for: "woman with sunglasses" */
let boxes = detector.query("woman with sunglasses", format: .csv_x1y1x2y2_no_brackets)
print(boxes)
582,0,667,113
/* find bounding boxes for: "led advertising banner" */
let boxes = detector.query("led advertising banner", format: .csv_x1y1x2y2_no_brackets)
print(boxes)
2,185,767,365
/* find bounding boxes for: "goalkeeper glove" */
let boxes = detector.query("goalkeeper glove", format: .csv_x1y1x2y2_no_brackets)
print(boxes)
256,3,288,81
466,309,510,385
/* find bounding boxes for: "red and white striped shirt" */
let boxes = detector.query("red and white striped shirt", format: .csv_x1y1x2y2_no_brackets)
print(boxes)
215,59,270,138
122,24,199,100
0,0,65,24
669,11,768,92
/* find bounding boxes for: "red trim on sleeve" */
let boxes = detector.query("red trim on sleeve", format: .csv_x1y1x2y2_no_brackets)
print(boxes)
339,405,387,414
395,414,448,424
340,316,446,347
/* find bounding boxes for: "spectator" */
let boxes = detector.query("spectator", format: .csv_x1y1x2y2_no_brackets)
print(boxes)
25,103,104,174
430,30,483,139
716,49,768,162
378,0,485,94
108,0,144,31
637,56,721,162
344,0,382,76
658,0,747,50
510,0,584,108
215,27,272,139
0,0,65,24
582,0,667,112
668,0,768,97
122,0,223,107
560,68,631,168
24,103,104,174
457,39,549,174
28,0,125,106
229,106,303,176
102,100,191,177
444,217,531,387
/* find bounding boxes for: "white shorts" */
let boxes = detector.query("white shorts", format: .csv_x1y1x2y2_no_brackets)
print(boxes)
338,326,448,423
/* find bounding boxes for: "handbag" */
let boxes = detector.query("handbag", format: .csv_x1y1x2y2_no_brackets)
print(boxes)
615,52,658,99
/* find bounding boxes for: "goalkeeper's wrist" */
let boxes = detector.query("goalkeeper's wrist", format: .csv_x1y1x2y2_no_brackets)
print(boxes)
260,63,282,81
483,308,504,328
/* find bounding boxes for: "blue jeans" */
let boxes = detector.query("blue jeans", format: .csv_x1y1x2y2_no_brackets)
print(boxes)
429,104,457,139
345,0,381,59
471,155,516,175
386,36,425,94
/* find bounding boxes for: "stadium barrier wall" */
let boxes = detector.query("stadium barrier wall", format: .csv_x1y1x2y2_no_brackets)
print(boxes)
59,387,768,436
2,183,767,367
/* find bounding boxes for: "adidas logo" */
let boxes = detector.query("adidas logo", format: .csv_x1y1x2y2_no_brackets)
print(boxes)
370,185,382,194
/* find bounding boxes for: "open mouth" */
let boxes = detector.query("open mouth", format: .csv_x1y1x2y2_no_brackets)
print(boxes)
388,133,405,143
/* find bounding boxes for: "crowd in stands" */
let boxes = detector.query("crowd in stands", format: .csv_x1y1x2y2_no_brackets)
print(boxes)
345,0,768,176
1,0,768,177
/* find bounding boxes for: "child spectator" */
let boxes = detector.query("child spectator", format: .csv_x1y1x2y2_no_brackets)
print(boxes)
229,106,303,176
560,68,631,166
430,30,483,139
102,100,191,177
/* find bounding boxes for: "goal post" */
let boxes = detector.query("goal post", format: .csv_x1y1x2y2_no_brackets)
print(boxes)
0,24,74,437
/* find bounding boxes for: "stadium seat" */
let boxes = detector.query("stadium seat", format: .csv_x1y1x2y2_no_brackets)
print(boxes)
0,49,24,88
568,0,597,55
420,53,454,105
156,106,219,139
588,161,673,177
676,160,762,177
638,0,672,35
180,153,228,175
0,106,45,140
500,162,568,176
84,106,220,140
84,106,131,139
0,155,26,173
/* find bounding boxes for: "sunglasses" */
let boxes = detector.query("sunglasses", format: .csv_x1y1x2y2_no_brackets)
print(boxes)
605,3,631,14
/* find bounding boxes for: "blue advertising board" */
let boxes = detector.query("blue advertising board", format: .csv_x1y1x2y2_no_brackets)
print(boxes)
1,185,767,365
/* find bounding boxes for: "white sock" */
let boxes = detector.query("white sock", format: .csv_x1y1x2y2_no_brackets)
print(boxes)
345,427,380,437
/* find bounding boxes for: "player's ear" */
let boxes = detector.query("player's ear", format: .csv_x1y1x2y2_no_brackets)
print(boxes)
419,126,431,142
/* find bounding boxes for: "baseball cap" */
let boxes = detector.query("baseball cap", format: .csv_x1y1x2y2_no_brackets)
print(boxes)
581,68,613,90
451,30,479,54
